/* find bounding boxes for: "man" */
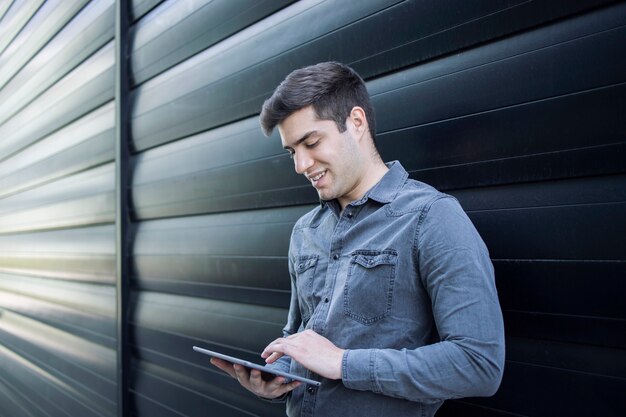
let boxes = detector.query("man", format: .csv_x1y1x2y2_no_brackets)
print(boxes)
211,62,505,416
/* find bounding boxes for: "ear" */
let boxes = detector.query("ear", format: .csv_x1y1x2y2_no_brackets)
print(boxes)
347,106,368,140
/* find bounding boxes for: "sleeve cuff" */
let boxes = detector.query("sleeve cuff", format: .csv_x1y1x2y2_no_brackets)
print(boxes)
342,349,380,393
258,392,289,403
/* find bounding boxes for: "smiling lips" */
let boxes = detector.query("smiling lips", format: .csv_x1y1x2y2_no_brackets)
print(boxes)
308,170,327,187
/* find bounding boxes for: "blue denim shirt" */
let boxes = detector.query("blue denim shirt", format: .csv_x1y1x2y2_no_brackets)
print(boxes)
271,161,504,417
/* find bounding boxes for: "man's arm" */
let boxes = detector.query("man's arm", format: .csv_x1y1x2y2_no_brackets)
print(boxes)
342,196,505,401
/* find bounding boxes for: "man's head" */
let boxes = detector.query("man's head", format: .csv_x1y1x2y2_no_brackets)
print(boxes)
260,61,376,145
261,62,387,209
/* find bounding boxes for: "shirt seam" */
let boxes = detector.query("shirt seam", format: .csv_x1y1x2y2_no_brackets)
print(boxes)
413,194,455,269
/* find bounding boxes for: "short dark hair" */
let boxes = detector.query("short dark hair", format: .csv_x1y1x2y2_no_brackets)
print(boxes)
260,62,376,143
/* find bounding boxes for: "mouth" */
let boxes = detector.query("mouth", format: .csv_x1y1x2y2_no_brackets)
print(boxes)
308,170,327,187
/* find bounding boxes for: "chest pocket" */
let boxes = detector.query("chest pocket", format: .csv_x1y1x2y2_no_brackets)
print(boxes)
294,255,319,325
344,250,397,325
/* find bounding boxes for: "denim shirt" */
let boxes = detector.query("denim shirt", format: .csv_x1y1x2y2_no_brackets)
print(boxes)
271,161,505,417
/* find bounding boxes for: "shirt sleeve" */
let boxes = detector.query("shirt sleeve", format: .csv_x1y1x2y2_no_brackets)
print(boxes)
342,196,505,401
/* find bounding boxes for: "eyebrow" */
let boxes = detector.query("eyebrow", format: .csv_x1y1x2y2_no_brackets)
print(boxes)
283,130,317,150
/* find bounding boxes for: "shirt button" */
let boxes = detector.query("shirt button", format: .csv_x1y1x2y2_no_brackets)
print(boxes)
307,386,316,394
324,297,329,303
332,254,339,260
347,211,353,218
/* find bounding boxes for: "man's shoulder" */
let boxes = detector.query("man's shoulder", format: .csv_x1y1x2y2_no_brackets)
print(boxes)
386,178,452,216
293,204,329,230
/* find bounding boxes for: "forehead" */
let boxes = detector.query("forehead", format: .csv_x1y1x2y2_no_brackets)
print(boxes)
278,106,337,146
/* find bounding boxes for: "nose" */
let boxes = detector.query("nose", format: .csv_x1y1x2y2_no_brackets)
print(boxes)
294,150,313,175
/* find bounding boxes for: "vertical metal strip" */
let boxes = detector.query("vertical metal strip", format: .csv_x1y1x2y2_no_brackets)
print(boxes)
115,0,130,416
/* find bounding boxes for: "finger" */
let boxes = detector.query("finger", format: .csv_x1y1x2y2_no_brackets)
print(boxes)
265,351,284,364
249,369,263,387
210,358,237,379
233,365,251,384
260,376,299,397
273,380,301,396
261,338,285,358
262,338,297,358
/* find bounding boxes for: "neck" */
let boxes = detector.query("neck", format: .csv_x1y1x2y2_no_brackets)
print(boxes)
338,159,389,210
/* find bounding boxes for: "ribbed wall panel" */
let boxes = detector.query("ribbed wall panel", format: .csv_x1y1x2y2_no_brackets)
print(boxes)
0,41,114,162
130,0,293,86
0,0,45,55
131,116,311,219
130,0,161,23
0,164,114,234
129,0,406,151
126,1,625,415
0,0,624,416
0,0,116,416
133,206,309,307
0,0,114,126
0,1,13,23
0,0,89,90
0,102,115,199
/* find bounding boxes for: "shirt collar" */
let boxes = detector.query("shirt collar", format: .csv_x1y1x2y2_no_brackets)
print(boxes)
320,161,408,212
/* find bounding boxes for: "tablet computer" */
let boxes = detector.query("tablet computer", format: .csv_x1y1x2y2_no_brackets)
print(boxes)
193,346,321,387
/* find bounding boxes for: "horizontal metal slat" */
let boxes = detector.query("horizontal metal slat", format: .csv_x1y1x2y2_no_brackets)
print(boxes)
504,311,626,349
0,310,116,406
410,142,626,191
0,373,47,417
0,289,115,348
130,0,400,151
371,7,626,134
0,102,115,199
131,116,314,218
495,260,625,319
133,207,308,304
379,83,626,177
0,41,115,162
0,164,114,234
0,0,89,92
470,360,626,417
0,343,113,417
0,0,44,55
0,0,114,126
129,0,620,152
471,202,626,261
130,0,294,85
132,358,285,417
505,336,626,379
132,291,286,355
0,225,115,284
452,174,626,212
130,0,161,22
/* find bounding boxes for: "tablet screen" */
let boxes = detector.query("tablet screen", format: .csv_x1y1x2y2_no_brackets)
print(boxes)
193,346,321,387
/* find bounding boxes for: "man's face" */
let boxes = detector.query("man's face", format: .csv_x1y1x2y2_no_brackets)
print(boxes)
278,106,364,207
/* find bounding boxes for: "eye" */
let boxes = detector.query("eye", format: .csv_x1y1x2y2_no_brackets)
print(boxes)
305,139,320,149
287,150,295,159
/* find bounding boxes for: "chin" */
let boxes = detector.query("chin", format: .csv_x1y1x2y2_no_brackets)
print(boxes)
317,191,334,201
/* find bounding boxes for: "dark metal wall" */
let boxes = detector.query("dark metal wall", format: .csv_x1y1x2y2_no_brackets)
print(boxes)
0,1,624,416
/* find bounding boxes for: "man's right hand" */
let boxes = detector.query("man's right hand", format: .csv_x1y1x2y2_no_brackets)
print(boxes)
210,357,301,399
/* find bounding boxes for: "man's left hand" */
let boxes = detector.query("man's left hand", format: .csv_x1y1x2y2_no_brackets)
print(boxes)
261,329,344,380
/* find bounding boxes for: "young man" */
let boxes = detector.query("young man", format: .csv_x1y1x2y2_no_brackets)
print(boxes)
211,62,505,416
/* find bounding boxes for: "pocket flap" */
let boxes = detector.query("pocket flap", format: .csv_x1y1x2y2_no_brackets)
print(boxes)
295,256,318,273
352,251,397,268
